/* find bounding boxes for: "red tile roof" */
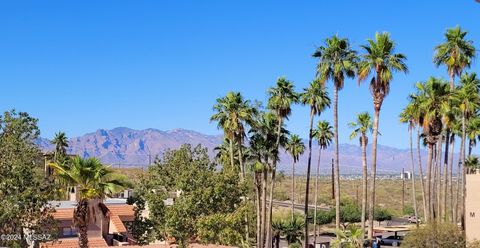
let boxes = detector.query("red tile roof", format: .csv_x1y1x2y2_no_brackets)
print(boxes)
110,214,127,233
40,238,108,248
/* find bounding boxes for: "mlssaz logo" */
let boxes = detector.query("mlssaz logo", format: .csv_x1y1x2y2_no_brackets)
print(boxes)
471,212,476,218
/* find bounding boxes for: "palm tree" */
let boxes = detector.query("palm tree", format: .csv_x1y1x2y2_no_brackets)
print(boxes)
414,77,450,221
51,131,69,160
312,120,333,244
331,224,363,248
434,26,476,90
465,155,480,174
265,78,299,248
400,106,420,226
348,112,373,238
466,115,480,156
50,157,129,248
451,72,480,229
299,79,330,242
250,111,289,248
358,32,408,238
313,35,357,231
211,91,256,182
285,134,305,221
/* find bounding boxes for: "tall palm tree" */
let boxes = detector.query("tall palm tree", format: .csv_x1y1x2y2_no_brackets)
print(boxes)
285,134,305,221
349,112,373,238
51,131,69,160
358,32,408,238
312,120,333,245
400,105,420,226
50,157,129,248
451,72,480,229
266,78,298,248
466,115,480,156
299,79,330,242
434,26,476,90
211,91,256,181
313,35,357,231
465,155,480,174
414,77,450,221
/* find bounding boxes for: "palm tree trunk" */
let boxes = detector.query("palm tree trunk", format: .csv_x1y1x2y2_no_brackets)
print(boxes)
237,145,249,243
461,112,467,230
229,138,235,173
255,171,262,248
449,135,455,223
443,130,450,221
266,118,285,248
361,135,368,239
417,128,428,222
409,127,419,227
313,148,322,245
292,159,296,221
468,139,474,157
261,168,268,248
304,110,315,248
368,108,380,240
426,143,434,222
333,86,341,231
436,138,442,220
75,199,89,248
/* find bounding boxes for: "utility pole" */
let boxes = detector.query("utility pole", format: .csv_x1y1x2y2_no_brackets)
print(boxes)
402,168,405,213
331,158,335,201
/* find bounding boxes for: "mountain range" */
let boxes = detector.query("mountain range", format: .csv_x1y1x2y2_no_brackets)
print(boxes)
37,127,451,174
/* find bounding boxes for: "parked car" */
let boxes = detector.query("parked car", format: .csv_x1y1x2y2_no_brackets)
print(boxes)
380,235,404,246
408,216,421,224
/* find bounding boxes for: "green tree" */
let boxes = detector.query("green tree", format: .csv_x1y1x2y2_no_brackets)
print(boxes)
265,77,299,248
313,35,357,232
0,110,57,248
331,224,363,248
285,134,305,221
348,112,373,239
312,120,333,244
358,32,408,239
50,157,130,248
299,79,330,242
51,131,69,161
465,155,479,175
434,26,476,90
126,195,154,245
373,207,392,226
402,222,465,247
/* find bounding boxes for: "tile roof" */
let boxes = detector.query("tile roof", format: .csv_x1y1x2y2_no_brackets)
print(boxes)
40,238,108,248
52,208,74,220
109,214,127,233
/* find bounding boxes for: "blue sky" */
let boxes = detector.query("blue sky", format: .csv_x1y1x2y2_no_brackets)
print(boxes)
0,1,479,149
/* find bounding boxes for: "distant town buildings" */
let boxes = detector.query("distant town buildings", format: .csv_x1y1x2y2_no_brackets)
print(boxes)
400,171,412,180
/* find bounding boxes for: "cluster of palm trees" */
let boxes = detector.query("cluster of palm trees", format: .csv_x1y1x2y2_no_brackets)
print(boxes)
399,26,478,231
211,29,412,246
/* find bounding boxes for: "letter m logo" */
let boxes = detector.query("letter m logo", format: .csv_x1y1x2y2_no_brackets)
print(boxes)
470,212,476,218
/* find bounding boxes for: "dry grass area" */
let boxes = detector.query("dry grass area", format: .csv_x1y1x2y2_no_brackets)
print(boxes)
115,167,146,183
274,176,425,217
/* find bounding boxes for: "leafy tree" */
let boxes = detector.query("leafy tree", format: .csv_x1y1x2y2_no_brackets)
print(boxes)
285,134,305,221
126,196,153,245
339,202,362,227
50,157,130,248
373,207,392,225
348,112,373,238
358,32,408,239
402,222,465,247
331,225,363,248
0,110,57,248
313,35,358,232
136,145,245,247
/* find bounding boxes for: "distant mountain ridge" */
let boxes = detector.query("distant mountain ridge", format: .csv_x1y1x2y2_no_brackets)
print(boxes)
37,127,452,174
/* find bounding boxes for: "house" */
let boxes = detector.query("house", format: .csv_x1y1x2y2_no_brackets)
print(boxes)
41,198,136,247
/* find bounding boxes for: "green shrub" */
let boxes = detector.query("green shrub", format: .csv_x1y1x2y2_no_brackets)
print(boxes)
374,207,392,224
403,205,415,216
402,222,465,247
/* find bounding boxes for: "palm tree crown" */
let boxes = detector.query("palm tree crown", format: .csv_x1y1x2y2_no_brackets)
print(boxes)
348,112,373,143
52,131,69,155
285,134,305,163
267,77,299,119
313,120,333,150
313,35,357,89
300,79,331,115
434,26,476,86
358,32,408,108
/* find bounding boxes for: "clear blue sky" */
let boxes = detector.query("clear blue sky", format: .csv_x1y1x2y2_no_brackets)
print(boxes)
1,1,479,149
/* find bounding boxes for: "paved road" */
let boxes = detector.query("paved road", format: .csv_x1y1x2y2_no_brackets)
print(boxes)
272,200,331,211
